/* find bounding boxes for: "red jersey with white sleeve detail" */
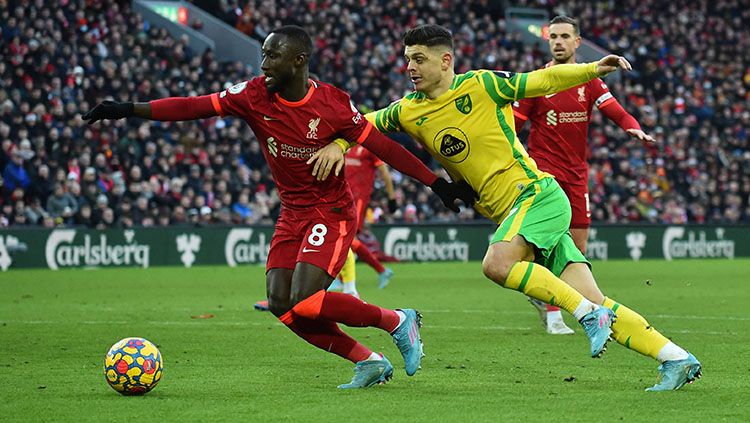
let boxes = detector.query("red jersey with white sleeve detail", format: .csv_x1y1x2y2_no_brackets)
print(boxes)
513,76,616,186
344,145,384,202
209,77,372,210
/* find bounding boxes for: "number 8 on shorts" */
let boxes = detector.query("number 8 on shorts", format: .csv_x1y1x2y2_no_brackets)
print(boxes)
308,223,328,246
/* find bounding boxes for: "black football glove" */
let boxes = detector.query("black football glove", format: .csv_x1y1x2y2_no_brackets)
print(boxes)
82,101,134,124
430,177,479,212
454,180,479,207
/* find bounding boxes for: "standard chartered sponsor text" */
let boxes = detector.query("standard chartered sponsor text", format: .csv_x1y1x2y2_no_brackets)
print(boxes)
280,144,319,160
558,111,588,123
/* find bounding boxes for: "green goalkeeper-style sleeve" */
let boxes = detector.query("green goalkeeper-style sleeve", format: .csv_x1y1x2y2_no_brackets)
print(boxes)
479,63,599,106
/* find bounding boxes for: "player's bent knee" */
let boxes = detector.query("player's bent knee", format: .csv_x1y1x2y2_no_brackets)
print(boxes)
267,297,291,318
482,254,512,285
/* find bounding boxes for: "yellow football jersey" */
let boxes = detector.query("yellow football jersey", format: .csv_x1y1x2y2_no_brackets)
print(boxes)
366,63,599,223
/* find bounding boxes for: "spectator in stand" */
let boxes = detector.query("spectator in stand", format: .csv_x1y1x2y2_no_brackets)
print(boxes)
46,183,78,224
1,0,748,226
3,147,30,192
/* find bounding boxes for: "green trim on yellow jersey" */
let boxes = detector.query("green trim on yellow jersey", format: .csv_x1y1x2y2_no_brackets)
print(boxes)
450,71,476,89
495,108,538,181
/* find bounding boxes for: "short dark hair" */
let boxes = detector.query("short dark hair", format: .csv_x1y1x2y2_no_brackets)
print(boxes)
549,15,579,36
403,24,453,50
269,25,313,56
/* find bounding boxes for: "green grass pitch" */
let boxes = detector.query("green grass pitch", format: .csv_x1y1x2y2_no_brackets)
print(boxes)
1,259,749,421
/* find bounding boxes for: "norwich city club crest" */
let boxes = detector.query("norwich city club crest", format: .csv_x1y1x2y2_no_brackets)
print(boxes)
454,94,472,114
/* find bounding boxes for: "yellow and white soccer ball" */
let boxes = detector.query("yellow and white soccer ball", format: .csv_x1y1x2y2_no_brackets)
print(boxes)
104,337,163,395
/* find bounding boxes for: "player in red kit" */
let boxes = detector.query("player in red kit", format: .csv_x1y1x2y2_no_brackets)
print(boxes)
514,16,655,335
83,25,475,388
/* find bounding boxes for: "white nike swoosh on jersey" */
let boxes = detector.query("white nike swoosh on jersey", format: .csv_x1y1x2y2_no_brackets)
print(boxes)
302,247,319,253
545,93,556,98
263,116,277,121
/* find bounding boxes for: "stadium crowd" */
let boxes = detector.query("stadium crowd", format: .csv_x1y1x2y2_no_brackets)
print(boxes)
1,0,749,228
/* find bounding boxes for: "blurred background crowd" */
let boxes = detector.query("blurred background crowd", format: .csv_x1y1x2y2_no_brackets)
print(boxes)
1,0,749,228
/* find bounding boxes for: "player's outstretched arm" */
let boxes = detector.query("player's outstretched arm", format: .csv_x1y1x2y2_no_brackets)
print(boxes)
521,55,631,99
358,128,477,212
598,98,656,144
82,95,219,124
307,131,477,212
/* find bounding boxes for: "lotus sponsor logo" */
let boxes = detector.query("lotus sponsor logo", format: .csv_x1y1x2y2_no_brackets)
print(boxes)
383,227,469,262
433,127,470,163
45,229,150,270
585,228,608,260
224,228,269,266
662,227,734,261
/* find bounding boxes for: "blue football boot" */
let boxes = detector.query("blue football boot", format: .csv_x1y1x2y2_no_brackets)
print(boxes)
337,356,394,389
391,309,423,375
378,268,394,289
327,278,343,292
579,306,615,358
646,353,702,391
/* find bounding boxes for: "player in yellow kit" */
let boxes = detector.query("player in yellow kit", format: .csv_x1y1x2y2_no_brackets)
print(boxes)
310,25,701,391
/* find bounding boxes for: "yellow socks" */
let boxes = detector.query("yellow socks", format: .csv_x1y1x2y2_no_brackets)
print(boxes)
339,249,356,284
603,297,671,360
506,262,684,362
339,249,358,297
506,262,596,320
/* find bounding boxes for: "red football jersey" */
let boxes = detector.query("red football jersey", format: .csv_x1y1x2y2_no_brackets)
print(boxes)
344,145,384,202
514,75,614,186
210,77,372,209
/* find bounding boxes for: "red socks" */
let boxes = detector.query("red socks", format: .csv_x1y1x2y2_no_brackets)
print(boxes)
290,290,400,333
277,290,401,363
280,313,371,363
352,238,386,274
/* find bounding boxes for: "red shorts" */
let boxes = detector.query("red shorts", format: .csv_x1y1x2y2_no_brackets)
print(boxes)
266,205,357,277
557,180,591,229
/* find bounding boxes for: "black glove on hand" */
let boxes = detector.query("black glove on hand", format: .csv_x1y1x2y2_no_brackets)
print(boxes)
454,180,479,207
388,198,399,214
430,177,478,212
82,101,134,124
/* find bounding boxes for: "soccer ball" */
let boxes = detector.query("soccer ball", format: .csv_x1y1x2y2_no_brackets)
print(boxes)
104,337,163,395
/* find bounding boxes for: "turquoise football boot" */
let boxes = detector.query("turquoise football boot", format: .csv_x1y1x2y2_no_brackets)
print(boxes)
646,353,702,391
338,356,394,389
327,278,343,292
579,307,615,358
378,268,394,289
391,309,423,375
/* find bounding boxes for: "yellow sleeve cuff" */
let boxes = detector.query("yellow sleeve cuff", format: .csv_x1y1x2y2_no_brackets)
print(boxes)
333,138,352,153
